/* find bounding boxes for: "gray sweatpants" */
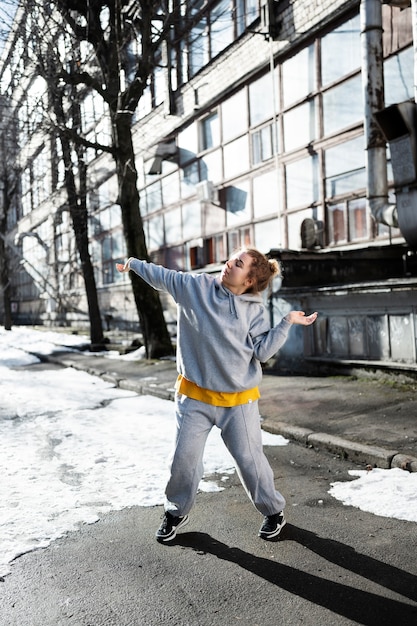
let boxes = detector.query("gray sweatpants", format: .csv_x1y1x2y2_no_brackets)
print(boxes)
164,394,286,517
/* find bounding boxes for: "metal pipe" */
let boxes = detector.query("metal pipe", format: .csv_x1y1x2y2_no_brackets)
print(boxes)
412,0,417,103
361,0,398,227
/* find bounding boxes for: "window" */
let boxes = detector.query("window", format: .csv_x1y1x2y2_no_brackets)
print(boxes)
164,208,182,244
21,167,31,216
227,227,252,253
286,155,319,210
222,89,248,142
162,172,180,205
200,149,223,183
203,233,226,264
328,197,383,248
178,123,199,165
384,46,414,106
181,162,200,197
252,122,279,164
236,0,259,35
254,218,280,253
189,11,208,77
102,231,125,284
282,45,315,107
325,136,366,198
200,112,220,150
182,201,202,240
210,0,234,58
225,181,250,225
148,214,164,249
348,198,369,241
253,170,279,218
283,100,316,152
249,72,277,126
322,74,363,136
223,136,250,178
146,181,163,214
321,15,361,86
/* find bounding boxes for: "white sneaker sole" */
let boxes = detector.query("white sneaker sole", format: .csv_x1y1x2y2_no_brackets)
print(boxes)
156,515,189,542
258,517,286,540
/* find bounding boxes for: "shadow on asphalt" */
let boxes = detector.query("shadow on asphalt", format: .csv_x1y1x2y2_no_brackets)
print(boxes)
172,527,417,625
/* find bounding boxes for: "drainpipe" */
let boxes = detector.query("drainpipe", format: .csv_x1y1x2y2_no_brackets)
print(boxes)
360,0,398,227
413,0,417,104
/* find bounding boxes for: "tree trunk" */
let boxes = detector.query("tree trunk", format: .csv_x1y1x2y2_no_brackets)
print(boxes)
53,94,105,349
0,233,12,331
114,113,174,358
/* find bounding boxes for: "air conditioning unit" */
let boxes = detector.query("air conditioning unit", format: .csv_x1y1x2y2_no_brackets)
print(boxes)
196,180,219,204
301,218,324,249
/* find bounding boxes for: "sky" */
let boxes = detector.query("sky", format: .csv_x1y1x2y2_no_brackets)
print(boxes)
0,326,416,578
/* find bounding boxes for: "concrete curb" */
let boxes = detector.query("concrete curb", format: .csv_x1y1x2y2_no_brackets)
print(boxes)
261,419,417,472
42,352,417,473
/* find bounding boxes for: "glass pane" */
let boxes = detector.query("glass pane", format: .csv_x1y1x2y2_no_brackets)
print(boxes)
112,230,125,259
164,208,182,244
226,181,250,225
223,136,250,178
282,45,315,107
189,19,208,77
283,100,316,152
287,208,313,249
323,74,363,136
249,71,277,126
254,219,280,253
384,46,413,107
286,155,319,210
325,136,366,197
146,181,162,213
200,149,223,183
328,203,347,244
348,198,369,241
236,0,259,35
182,201,202,240
178,124,199,165
253,170,279,218
181,162,199,197
148,214,164,249
252,122,279,164
321,15,361,86
201,112,220,150
162,172,180,205
222,89,248,142
210,0,234,58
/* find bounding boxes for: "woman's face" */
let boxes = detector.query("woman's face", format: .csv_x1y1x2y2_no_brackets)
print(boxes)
220,252,254,295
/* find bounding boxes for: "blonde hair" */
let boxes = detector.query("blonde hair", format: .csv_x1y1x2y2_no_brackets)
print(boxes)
241,248,281,293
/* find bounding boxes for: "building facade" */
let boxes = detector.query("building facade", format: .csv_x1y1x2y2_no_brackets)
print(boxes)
0,0,416,373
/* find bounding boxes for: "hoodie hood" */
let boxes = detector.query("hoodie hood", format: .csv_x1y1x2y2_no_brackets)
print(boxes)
214,278,263,319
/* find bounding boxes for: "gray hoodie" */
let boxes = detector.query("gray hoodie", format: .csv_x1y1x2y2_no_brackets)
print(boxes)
129,259,291,392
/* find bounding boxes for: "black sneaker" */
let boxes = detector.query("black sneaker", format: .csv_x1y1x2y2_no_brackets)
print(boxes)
258,512,286,541
155,512,189,542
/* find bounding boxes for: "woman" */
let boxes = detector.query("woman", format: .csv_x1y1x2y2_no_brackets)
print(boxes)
116,249,317,542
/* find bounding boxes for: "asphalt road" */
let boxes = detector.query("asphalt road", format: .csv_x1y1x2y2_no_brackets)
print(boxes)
2,439,416,626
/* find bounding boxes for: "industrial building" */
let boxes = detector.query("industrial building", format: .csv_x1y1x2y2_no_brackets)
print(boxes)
0,0,416,373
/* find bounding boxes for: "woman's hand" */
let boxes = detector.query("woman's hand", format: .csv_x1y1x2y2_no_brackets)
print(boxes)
115,259,131,273
285,311,318,325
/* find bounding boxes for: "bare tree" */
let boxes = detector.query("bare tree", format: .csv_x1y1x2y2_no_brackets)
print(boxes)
0,94,19,331
47,0,176,358
42,57,106,349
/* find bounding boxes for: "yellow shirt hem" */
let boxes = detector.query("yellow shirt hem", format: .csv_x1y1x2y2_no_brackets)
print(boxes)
175,375,260,407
